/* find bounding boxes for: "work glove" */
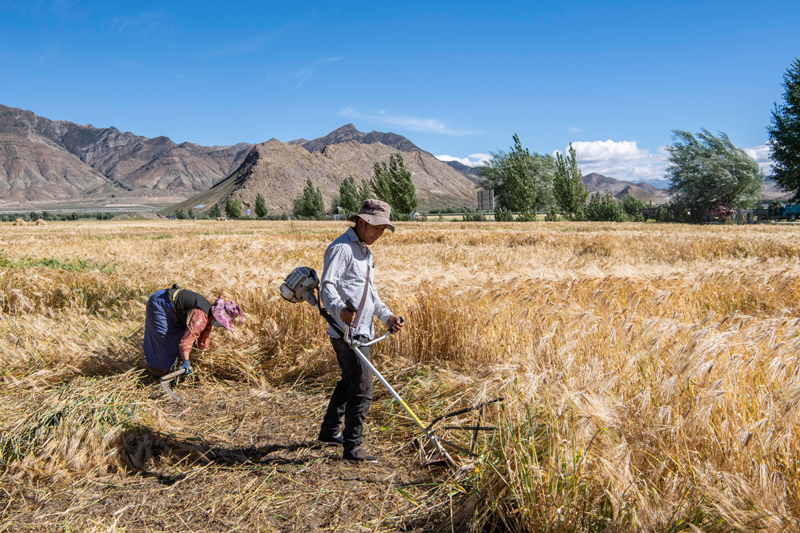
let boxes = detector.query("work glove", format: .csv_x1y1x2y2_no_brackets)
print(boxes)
180,360,192,375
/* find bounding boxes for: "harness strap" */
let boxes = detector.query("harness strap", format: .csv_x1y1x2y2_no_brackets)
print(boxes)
352,262,371,329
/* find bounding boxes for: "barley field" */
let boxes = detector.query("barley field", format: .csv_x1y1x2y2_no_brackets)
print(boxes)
1,219,799,532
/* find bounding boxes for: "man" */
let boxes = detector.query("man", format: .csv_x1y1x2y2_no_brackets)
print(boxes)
317,199,404,463
143,284,244,376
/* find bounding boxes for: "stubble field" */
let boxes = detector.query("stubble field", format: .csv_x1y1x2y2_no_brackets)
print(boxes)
1,219,799,532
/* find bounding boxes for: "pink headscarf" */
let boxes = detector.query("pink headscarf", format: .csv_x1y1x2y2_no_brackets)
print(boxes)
211,298,245,331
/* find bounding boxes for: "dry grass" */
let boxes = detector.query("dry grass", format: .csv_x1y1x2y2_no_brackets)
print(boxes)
1,219,799,531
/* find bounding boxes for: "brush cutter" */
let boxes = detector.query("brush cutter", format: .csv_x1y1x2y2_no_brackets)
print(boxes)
281,266,499,469
159,367,188,402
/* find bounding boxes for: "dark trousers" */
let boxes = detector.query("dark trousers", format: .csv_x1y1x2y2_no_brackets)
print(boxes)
320,336,373,451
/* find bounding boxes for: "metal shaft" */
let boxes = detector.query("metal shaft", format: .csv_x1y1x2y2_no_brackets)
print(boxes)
318,303,457,468
348,342,457,468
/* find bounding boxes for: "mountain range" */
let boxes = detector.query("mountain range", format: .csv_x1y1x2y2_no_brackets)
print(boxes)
0,104,252,207
1,103,686,213
172,138,479,214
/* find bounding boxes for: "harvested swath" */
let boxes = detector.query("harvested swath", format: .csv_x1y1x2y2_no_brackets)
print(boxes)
0,372,175,480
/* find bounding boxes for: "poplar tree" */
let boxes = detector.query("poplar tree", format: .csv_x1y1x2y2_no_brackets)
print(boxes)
768,57,800,200
293,178,325,219
338,176,361,216
255,193,268,218
371,153,417,217
553,143,589,218
225,198,242,219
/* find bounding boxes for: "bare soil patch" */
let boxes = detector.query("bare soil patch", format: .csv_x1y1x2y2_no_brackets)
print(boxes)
2,379,448,532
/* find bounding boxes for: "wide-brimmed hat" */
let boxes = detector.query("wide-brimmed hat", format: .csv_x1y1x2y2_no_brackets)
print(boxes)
211,298,245,331
347,199,395,232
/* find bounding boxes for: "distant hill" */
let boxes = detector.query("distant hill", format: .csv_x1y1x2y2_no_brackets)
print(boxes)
583,172,792,203
583,172,670,204
289,124,423,154
0,104,251,208
173,139,479,215
442,160,482,185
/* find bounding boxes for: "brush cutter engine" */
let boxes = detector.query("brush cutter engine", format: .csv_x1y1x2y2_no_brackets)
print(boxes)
280,266,320,306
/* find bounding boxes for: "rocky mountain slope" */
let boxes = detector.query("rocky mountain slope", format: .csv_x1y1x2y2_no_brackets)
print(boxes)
289,124,423,154
173,139,479,214
0,104,251,207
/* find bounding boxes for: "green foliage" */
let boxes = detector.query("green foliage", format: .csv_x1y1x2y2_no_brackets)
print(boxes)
225,198,243,219
659,200,691,223
620,194,646,221
0,251,116,273
370,153,418,216
479,135,556,212
187,208,195,220
293,178,325,219
667,129,763,222
516,209,537,222
255,193,268,218
585,192,624,222
494,206,513,222
338,176,362,217
358,178,371,203
768,58,800,201
462,209,482,222
208,204,221,219
544,206,560,222
553,143,590,217
174,209,188,220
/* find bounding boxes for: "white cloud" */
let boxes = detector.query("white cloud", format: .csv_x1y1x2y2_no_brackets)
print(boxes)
201,23,295,58
435,153,492,167
554,140,669,185
745,143,774,175
340,108,480,136
109,9,173,39
553,140,776,187
296,57,345,88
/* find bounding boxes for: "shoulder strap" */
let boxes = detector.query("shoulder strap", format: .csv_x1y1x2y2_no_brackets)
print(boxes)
352,262,371,329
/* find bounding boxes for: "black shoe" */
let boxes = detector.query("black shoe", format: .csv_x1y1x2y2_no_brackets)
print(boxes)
343,447,378,464
317,430,344,446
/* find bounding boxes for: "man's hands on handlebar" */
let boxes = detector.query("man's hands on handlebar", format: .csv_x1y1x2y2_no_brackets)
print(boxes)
387,315,404,333
339,307,404,334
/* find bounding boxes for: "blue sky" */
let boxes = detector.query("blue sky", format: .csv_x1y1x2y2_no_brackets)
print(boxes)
1,1,798,186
